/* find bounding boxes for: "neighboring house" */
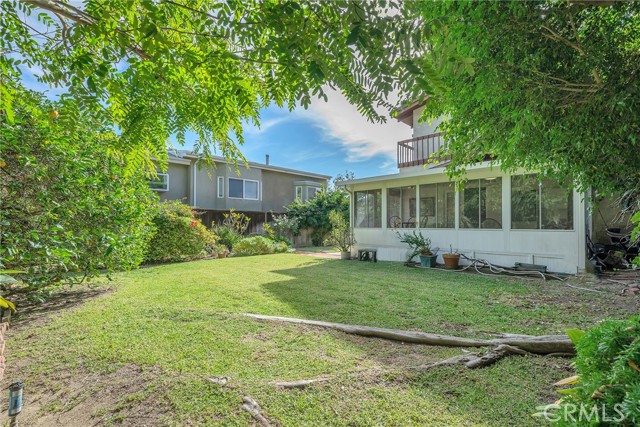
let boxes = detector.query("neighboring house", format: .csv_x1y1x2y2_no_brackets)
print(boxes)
339,101,628,274
150,150,330,232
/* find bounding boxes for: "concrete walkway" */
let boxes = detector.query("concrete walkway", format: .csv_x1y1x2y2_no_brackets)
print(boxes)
294,250,341,259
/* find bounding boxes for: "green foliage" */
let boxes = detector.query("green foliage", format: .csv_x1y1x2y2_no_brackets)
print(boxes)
1,1,422,173
550,316,640,426
267,214,300,244
212,209,251,251
413,1,640,197
220,209,250,235
324,210,355,252
144,201,217,263
233,236,288,257
397,231,433,262
263,223,293,247
286,187,349,243
410,1,640,266
0,83,155,299
213,225,242,252
632,212,640,266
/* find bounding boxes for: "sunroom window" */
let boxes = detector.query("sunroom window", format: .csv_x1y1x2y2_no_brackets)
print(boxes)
418,182,455,228
354,190,382,228
387,186,416,228
511,175,573,230
460,178,502,229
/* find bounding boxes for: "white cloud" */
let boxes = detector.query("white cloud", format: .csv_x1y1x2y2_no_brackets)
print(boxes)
294,89,412,163
244,115,289,135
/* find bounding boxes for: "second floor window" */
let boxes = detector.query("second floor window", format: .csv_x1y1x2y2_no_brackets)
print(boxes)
307,186,321,199
229,178,259,200
217,177,224,198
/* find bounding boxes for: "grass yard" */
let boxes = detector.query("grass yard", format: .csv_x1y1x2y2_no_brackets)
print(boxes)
4,254,635,426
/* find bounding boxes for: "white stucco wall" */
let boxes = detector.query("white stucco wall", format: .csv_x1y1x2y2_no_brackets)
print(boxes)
412,106,443,138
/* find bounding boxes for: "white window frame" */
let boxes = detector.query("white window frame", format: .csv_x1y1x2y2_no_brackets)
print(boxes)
295,186,303,200
149,173,169,192
228,177,260,200
217,176,224,198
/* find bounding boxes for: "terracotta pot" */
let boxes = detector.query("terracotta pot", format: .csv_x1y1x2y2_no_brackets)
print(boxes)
442,253,460,269
218,252,226,259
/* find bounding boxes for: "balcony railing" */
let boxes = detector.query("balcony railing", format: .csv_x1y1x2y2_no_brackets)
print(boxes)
397,132,447,168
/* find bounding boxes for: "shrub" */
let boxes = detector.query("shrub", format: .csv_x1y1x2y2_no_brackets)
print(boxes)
233,236,288,257
324,210,355,252
222,209,250,234
0,84,156,300
213,225,243,251
145,201,217,263
213,209,251,251
549,316,640,426
286,187,349,242
267,214,299,244
397,231,434,262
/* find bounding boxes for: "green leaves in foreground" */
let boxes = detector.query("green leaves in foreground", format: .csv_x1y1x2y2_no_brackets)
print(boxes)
1,0,427,173
0,85,156,300
546,317,640,426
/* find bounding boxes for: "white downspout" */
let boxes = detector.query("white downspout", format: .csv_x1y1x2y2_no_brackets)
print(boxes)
192,159,197,207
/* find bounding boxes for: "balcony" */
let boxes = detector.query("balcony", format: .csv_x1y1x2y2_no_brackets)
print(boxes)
397,132,447,168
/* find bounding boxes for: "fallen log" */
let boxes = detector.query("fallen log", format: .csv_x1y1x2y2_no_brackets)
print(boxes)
242,314,574,355
421,344,531,369
242,396,271,427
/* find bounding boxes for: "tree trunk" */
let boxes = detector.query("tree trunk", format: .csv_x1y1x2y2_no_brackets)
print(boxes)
242,314,574,355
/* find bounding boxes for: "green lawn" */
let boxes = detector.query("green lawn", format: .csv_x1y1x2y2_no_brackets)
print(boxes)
5,254,630,426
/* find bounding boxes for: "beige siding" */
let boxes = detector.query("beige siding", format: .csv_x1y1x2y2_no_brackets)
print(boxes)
262,171,325,212
159,163,189,203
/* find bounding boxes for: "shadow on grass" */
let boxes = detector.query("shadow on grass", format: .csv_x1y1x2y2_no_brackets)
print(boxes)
12,286,112,328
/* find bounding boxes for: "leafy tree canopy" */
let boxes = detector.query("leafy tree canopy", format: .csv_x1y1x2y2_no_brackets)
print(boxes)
409,0,640,196
0,83,156,300
1,0,423,172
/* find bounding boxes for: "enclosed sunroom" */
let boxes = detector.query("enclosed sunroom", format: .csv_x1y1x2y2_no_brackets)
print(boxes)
342,162,585,274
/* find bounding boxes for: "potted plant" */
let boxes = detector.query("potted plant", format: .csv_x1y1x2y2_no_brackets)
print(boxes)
442,245,460,269
397,231,438,268
213,244,227,259
325,210,356,260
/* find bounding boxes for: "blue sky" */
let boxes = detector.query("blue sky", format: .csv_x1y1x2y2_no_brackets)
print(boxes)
21,66,412,180
212,95,412,179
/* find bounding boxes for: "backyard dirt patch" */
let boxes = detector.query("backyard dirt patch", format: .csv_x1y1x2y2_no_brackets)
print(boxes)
496,275,639,317
2,364,169,427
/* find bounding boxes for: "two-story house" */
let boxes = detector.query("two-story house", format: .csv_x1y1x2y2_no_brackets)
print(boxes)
150,150,330,232
340,101,630,274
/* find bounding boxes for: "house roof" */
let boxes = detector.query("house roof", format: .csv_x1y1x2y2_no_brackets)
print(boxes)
337,160,450,186
167,149,331,180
